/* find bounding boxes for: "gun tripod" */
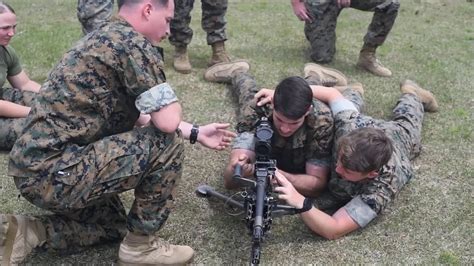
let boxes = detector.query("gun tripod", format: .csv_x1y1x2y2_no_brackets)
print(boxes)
195,165,298,265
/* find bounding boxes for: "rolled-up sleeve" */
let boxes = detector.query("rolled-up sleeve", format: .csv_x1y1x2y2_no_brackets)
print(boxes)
343,196,378,228
329,98,358,115
135,82,178,114
232,132,255,150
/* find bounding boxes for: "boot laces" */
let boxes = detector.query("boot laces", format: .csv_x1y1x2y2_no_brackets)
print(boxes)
150,235,171,252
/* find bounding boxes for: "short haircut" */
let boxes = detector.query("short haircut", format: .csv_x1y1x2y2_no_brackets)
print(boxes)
0,1,15,14
337,127,394,173
118,0,169,9
273,76,313,120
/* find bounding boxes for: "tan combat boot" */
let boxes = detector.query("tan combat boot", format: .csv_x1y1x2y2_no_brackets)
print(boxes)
208,41,231,67
204,60,250,83
334,82,364,96
303,63,348,86
0,214,46,265
400,80,438,112
357,46,392,77
173,46,192,74
118,231,194,266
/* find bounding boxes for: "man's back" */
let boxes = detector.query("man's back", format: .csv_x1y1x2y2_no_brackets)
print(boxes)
8,17,166,178
328,110,415,214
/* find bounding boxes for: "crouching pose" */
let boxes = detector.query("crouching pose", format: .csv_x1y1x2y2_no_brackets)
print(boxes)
1,0,235,265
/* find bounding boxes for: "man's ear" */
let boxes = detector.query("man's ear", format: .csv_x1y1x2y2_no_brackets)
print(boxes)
367,170,379,179
305,104,313,116
142,3,152,19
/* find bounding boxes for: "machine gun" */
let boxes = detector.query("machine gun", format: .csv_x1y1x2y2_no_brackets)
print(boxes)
196,117,298,265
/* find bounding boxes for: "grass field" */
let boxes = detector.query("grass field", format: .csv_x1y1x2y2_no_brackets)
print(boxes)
1,0,473,264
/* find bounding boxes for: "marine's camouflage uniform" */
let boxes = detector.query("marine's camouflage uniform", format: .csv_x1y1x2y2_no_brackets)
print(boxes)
169,0,228,47
77,0,114,35
0,88,36,150
326,89,425,227
8,17,183,251
231,73,334,173
303,0,400,63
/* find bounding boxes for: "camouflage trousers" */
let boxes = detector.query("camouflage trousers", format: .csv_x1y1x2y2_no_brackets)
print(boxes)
304,0,400,63
169,0,228,47
317,89,425,212
230,72,261,133
342,88,424,159
14,126,184,251
77,0,114,35
0,88,36,150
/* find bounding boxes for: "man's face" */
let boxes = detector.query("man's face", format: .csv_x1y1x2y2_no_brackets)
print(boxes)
335,160,368,182
0,11,16,46
272,110,306,138
144,1,174,44
334,156,378,182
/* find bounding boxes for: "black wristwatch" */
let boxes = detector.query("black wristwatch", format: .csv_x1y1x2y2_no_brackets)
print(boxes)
295,198,313,214
190,124,199,144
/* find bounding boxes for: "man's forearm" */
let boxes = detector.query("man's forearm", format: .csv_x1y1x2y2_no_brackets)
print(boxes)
310,85,344,103
300,207,361,240
281,170,326,197
0,100,30,118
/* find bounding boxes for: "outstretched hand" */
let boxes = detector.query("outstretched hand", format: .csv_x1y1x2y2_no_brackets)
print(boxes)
198,123,236,150
273,170,305,209
255,88,275,107
291,0,313,22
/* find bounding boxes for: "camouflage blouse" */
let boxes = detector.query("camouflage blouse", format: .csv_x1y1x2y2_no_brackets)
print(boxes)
234,99,334,174
329,109,416,227
9,17,172,177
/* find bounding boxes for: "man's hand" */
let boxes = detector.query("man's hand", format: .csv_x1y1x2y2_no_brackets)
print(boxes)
198,123,236,150
232,153,254,177
336,0,351,8
273,170,306,209
291,0,313,22
255,88,275,107
135,114,151,128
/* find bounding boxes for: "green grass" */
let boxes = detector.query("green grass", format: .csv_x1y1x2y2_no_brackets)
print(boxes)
1,0,473,264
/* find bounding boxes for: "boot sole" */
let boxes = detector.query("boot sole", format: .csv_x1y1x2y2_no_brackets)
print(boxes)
203,59,250,82
356,62,392,77
174,68,192,74
118,254,194,266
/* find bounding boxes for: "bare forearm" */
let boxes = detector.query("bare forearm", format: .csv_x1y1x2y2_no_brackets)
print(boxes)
300,208,344,240
22,81,41,92
178,121,193,139
0,100,30,118
310,85,344,103
281,170,326,197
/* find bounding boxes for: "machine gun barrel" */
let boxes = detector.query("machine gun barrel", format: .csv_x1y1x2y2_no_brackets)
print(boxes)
253,166,267,239
195,117,299,265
